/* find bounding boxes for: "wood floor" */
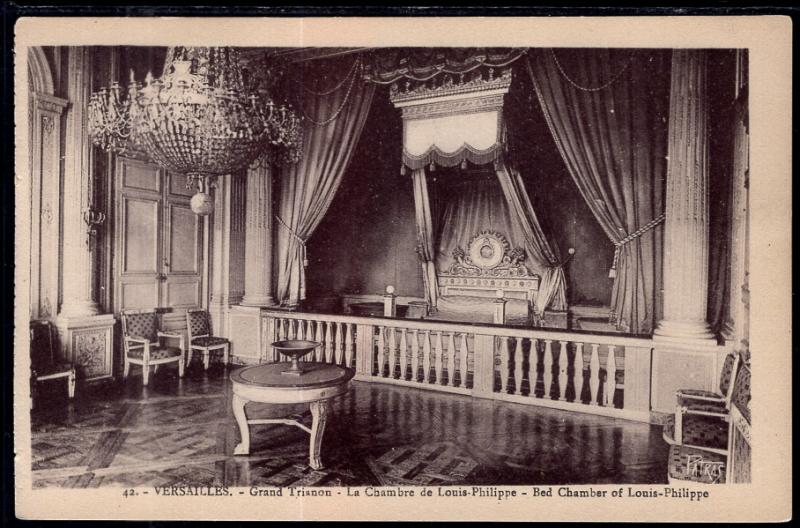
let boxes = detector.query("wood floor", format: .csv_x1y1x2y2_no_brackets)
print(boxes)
30,362,669,488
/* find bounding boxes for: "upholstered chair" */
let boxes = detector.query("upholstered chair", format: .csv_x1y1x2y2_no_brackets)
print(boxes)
30,320,76,409
121,309,184,386
186,310,230,370
667,361,751,485
662,351,741,448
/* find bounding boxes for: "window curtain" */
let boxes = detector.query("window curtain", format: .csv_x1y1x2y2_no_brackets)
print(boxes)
527,49,669,333
412,168,439,309
495,159,567,314
275,60,376,306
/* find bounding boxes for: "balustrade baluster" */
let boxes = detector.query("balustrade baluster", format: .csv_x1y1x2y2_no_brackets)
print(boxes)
434,332,444,384
543,340,554,399
376,326,386,377
459,333,469,388
574,343,585,403
288,320,296,340
499,337,510,393
411,330,420,382
399,329,408,380
306,320,314,344
297,319,306,341
513,338,524,395
605,345,617,407
314,321,323,361
422,331,432,383
387,327,397,378
345,324,354,368
278,319,287,341
447,332,457,386
558,341,569,401
589,343,600,405
325,321,334,363
336,322,345,366
529,338,539,394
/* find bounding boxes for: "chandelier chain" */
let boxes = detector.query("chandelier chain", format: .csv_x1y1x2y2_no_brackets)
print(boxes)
303,56,361,96
550,49,637,92
300,59,362,127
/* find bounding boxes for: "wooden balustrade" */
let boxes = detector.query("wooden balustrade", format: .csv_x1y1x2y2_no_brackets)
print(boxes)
260,309,655,422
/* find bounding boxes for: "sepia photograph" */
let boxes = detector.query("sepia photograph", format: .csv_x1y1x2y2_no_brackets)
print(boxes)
11,14,791,522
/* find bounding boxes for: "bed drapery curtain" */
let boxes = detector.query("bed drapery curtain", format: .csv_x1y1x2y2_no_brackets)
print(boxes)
495,159,567,313
275,58,376,306
412,168,440,309
527,48,668,333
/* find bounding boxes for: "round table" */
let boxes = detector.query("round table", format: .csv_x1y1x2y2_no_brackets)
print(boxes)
230,362,354,470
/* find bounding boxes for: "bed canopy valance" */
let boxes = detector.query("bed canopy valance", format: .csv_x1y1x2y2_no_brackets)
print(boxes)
389,65,568,318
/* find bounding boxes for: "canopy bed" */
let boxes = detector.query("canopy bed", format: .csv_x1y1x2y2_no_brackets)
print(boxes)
389,66,567,326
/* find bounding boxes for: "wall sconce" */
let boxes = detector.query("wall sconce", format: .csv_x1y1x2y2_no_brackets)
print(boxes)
83,207,106,241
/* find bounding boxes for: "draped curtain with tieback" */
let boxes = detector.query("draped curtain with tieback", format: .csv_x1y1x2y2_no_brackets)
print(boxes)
275,57,376,306
412,168,439,309
495,159,567,314
528,49,669,333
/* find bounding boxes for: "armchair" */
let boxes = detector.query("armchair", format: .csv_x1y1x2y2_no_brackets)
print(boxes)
30,320,75,409
121,309,184,386
186,310,230,370
667,361,751,484
662,351,741,449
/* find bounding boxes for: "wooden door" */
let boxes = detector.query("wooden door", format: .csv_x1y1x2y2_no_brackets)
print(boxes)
116,158,162,311
162,173,203,309
115,159,204,312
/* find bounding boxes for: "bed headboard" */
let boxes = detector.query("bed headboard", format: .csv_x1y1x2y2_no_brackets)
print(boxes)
438,231,540,304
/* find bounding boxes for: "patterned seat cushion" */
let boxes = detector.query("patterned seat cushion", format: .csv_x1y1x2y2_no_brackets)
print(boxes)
677,388,725,400
127,345,182,360
680,398,728,413
191,336,229,347
668,445,726,484
34,362,74,376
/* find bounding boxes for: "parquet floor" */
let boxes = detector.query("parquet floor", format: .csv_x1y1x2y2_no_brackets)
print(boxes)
30,362,669,488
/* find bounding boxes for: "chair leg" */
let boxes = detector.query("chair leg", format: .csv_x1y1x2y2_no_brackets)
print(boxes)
178,357,185,377
223,343,229,365
123,358,130,378
142,362,150,386
68,370,76,399
154,364,159,373
187,348,193,365
203,350,210,371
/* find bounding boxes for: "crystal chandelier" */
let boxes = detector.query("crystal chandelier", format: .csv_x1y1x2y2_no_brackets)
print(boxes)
88,47,302,215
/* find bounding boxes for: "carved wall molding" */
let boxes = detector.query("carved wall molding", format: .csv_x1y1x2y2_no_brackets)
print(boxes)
33,92,68,115
390,67,512,105
400,94,505,121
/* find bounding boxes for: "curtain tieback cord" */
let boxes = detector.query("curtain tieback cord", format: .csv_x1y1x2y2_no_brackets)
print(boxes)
609,213,665,278
276,215,309,267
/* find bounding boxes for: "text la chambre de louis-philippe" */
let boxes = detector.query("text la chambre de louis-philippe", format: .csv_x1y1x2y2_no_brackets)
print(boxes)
151,485,710,502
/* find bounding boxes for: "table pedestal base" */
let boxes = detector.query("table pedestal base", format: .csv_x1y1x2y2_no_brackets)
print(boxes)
232,394,330,470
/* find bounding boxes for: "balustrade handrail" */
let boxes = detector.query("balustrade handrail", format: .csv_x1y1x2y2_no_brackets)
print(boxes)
261,309,654,348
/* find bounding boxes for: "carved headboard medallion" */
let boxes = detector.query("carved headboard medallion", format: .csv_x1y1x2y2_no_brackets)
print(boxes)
448,230,531,278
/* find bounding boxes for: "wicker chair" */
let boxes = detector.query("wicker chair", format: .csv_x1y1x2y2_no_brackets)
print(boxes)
662,351,741,448
121,309,184,386
30,320,75,408
186,310,230,370
667,361,751,484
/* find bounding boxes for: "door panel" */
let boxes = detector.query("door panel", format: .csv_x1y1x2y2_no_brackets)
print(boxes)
120,281,160,310
121,159,161,193
163,202,203,310
168,172,194,197
167,204,200,273
122,198,160,273
165,278,201,308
